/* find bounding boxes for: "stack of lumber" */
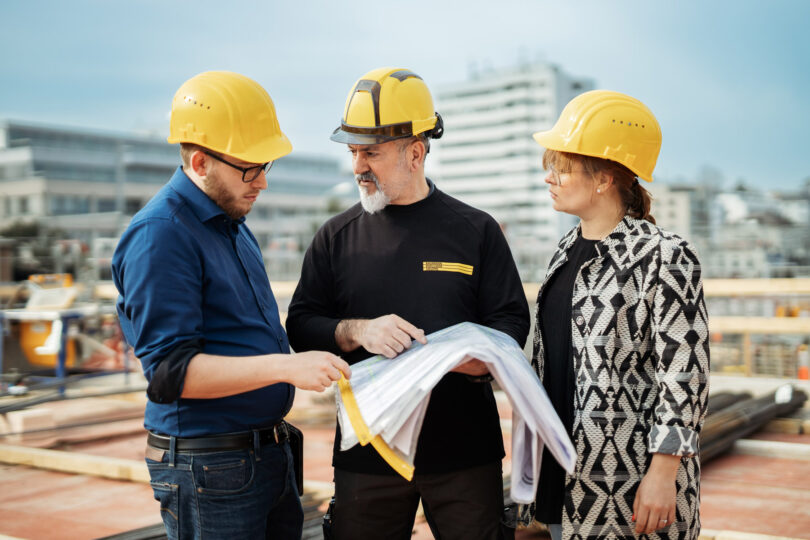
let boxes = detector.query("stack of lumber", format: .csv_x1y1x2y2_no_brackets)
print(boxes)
0,396,145,447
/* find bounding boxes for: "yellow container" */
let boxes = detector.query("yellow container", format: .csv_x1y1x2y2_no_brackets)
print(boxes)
20,322,77,368
18,274,78,368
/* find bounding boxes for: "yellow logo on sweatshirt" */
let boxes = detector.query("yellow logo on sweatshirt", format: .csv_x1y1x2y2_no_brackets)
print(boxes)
422,261,474,276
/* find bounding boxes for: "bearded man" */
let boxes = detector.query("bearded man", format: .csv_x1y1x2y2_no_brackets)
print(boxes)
112,71,349,539
286,67,529,540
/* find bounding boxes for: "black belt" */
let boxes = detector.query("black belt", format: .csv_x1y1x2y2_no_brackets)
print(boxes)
147,422,289,452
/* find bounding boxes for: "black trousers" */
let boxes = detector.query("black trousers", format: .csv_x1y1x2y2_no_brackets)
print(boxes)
332,461,506,540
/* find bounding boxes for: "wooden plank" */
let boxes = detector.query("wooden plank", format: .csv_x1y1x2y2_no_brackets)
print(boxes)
710,317,810,335
703,278,810,297
0,443,150,483
41,278,810,304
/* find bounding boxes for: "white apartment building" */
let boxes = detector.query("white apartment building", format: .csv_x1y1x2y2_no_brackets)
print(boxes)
434,62,594,279
647,182,692,239
0,120,353,280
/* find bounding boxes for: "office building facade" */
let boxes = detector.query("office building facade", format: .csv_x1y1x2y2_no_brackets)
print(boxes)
434,62,594,279
0,120,353,280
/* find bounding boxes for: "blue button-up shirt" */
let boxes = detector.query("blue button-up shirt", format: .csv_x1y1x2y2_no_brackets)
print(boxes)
112,167,293,436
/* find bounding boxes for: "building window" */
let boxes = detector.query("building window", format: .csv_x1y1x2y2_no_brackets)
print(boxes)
125,198,143,215
97,198,116,212
19,197,29,215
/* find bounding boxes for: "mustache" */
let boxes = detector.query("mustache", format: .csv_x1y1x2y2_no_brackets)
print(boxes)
356,172,379,184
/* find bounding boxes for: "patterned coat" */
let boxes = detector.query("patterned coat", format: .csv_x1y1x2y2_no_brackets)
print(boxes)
531,217,710,540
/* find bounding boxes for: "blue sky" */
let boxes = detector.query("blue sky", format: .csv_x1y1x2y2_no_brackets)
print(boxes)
1,0,808,189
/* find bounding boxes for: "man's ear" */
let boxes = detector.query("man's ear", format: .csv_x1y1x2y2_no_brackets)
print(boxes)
189,150,208,177
408,139,426,171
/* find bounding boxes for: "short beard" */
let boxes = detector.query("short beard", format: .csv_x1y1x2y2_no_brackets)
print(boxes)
203,168,252,220
357,172,390,214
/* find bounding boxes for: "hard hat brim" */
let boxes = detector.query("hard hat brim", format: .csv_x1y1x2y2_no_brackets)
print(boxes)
329,126,410,145
238,134,293,164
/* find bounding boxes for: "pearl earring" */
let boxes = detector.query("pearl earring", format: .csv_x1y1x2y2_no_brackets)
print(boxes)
597,189,601,193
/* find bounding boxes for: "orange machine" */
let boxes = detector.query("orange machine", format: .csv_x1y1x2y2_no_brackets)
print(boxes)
19,274,78,368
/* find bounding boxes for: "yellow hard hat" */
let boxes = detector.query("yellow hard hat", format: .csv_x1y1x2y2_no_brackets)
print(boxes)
331,67,444,145
532,90,661,182
167,71,292,164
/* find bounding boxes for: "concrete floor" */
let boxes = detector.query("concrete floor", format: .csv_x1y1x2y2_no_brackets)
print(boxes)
2,388,810,539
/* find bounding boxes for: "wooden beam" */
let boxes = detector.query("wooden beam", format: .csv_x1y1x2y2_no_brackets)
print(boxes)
702,278,810,297
710,317,810,335
0,443,149,483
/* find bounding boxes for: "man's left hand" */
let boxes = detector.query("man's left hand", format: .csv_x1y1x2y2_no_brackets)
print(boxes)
451,356,490,376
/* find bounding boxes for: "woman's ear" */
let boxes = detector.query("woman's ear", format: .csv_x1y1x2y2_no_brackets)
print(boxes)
595,170,614,193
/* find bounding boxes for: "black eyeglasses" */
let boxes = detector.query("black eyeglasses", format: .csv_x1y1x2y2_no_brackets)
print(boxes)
203,150,273,182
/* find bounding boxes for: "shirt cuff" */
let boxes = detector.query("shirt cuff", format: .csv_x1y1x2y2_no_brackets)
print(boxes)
146,338,204,404
465,374,495,383
648,424,700,457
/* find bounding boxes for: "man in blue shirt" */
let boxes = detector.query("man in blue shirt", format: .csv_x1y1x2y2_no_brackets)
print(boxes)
112,71,350,540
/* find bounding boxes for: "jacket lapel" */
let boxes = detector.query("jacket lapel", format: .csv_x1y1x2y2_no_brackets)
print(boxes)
596,217,659,272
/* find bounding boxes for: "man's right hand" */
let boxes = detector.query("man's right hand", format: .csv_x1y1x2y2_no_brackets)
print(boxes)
287,351,351,392
350,314,427,358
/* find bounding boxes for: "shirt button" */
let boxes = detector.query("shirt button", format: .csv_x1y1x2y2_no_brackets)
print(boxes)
576,316,585,325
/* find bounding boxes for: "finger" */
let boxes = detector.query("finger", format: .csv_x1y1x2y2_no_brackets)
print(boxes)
396,318,427,344
334,358,352,380
326,365,341,381
635,507,649,534
382,345,397,359
388,337,405,354
392,328,413,350
645,513,661,534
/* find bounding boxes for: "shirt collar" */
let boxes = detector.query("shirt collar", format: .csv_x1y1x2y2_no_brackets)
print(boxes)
168,166,245,225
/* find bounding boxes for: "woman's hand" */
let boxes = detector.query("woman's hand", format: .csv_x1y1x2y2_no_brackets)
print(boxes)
632,453,680,534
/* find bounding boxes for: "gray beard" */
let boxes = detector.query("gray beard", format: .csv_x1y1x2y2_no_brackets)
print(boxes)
357,174,390,214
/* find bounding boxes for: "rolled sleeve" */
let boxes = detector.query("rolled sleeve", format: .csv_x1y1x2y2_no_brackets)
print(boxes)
649,239,710,457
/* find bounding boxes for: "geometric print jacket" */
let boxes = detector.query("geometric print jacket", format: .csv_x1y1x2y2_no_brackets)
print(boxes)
531,217,710,540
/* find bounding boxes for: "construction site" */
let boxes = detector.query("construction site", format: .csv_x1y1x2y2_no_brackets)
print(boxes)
1,277,809,540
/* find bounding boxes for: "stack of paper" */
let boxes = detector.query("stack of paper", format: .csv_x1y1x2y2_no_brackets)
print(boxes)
336,322,575,504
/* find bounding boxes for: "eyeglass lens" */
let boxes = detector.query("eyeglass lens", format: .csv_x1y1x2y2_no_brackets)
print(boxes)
243,161,274,182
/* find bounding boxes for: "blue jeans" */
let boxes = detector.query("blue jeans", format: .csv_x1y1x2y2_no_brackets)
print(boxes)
146,438,303,539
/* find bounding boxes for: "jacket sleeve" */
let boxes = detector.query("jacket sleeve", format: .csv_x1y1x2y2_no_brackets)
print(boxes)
285,227,342,354
475,217,530,348
648,238,710,457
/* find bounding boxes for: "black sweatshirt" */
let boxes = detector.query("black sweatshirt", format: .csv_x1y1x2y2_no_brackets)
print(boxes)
286,183,530,475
